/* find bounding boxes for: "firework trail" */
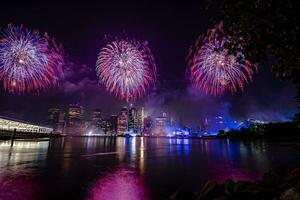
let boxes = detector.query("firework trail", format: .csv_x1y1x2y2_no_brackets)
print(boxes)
96,37,156,102
188,22,257,95
0,24,63,94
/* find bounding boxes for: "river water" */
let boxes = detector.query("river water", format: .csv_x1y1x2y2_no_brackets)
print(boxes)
1,137,300,200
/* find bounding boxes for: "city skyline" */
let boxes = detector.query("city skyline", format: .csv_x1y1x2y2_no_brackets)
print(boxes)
46,103,268,137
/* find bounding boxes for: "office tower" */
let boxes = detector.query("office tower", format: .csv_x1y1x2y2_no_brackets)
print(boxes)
128,106,138,133
138,107,145,134
99,118,107,134
109,115,118,135
91,109,102,129
68,104,84,134
154,112,169,136
48,108,61,133
143,116,153,135
48,108,60,122
57,111,66,134
117,107,128,136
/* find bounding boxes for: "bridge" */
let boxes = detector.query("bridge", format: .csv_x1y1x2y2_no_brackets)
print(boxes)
0,115,53,139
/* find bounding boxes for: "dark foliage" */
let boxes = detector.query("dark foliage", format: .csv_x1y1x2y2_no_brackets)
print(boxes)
209,0,300,108
218,120,300,138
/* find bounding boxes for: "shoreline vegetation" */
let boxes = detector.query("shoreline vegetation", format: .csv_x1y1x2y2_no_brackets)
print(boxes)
216,120,300,139
170,166,300,200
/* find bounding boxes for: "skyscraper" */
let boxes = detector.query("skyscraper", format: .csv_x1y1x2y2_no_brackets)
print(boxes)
48,108,60,122
100,118,109,134
57,111,66,134
48,108,65,134
128,106,138,133
109,115,118,135
48,108,59,132
143,116,153,135
154,112,169,136
91,109,102,130
68,104,84,121
68,104,84,134
117,107,128,136
138,107,145,134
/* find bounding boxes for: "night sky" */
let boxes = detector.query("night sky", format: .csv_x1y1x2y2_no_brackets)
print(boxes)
0,1,297,126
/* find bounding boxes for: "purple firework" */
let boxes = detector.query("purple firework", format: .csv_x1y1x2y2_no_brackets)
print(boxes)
0,24,64,94
96,37,156,102
188,22,257,95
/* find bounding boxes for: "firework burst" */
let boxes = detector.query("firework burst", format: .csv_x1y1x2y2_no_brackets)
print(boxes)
188,22,257,95
0,25,63,94
96,37,156,102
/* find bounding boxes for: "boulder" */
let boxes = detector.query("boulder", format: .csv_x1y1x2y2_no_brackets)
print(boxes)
296,179,300,190
228,191,257,200
234,181,254,193
280,187,300,200
224,179,235,195
169,188,196,200
173,167,300,200
286,168,300,184
275,165,289,180
263,169,282,187
198,181,224,199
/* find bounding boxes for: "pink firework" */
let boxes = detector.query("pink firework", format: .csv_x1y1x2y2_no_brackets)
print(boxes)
96,38,156,102
188,22,257,95
0,25,63,94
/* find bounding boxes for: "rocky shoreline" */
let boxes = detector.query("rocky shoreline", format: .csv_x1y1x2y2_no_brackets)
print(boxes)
170,166,300,200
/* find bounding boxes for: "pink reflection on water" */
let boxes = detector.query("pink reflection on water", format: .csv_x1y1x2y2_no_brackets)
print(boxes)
0,170,41,200
211,164,262,184
87,168,148,200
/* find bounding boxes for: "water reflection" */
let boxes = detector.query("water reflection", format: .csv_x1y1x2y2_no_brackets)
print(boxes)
205,140,271,183
0,140,48,200
140,137,145,174
0,137,299,199
0,140,49,168
116,137,126,161
0,169,41,200
87,167,148,200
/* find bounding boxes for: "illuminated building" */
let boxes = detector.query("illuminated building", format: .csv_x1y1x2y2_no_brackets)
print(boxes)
68,104,84,134
68,104,84,121
48,108,60,122
117,107,128,136
0,115,53,134
100,118,109,134
109,115,118,135
57,111,66,134
128,106,138,133
48,108,65,134
154,112,169,136
170,117,175,127
83,119,92,132
48,108,60,130
138,107,145,134
91,109,102,129
214,116,225,132
163,112,167,118
143,116,153,135
199,117,209,133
